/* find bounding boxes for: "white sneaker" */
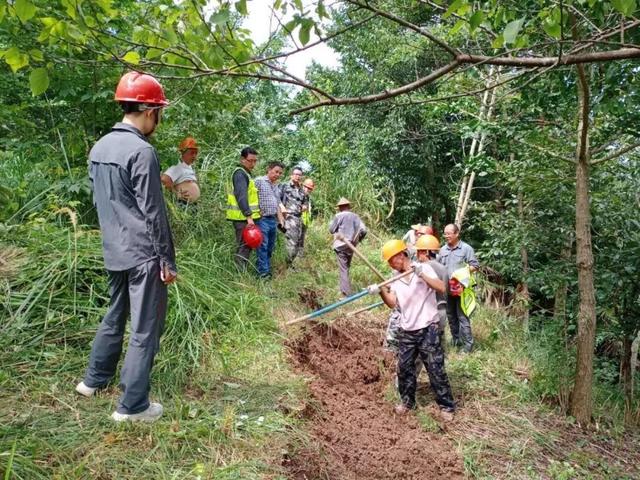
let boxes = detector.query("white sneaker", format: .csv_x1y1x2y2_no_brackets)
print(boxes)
111,403,163,423
75,381,97,397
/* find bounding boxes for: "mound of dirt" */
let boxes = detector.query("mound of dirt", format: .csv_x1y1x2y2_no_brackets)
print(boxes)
298,288,322,310
284,322,464,480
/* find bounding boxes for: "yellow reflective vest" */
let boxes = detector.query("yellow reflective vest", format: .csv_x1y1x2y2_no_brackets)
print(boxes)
226,167,261,221
451,265,477,317
302,200,311,227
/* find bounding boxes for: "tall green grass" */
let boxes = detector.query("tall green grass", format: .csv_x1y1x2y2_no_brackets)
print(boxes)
0,199,307,479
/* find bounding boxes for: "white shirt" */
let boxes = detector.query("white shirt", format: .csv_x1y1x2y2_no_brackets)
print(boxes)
390,262,439,331
164,161,197,185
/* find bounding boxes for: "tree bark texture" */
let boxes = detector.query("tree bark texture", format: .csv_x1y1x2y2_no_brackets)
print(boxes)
570,62,597,425
455,68,498,226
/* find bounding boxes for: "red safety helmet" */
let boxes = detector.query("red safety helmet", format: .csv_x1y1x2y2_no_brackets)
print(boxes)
449,278,463,297
242,224,263,249
114,71,169,106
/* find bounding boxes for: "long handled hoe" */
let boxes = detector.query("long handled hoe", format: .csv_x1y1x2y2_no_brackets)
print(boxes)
286,269,413,326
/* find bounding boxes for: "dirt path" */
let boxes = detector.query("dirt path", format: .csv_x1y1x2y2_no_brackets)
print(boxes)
283,320,464,480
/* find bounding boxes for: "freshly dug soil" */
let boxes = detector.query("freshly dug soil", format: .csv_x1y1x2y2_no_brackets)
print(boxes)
284,322,464,480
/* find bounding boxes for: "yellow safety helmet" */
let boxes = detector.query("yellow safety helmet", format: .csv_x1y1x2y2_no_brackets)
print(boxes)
381,239,407,262
415,234,440,251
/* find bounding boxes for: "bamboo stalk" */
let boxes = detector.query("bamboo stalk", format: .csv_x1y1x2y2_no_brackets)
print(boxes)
345,301,385,317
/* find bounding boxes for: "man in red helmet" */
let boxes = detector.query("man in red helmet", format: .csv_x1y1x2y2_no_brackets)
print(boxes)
161,137,200,203
75,72,176,423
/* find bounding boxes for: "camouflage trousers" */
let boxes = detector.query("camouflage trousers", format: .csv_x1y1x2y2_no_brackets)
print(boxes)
384,308,402,353
284,215,304,263
396,324,455,411
386,307,447,354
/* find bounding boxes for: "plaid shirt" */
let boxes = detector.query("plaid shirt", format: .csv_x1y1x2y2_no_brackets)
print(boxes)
254,176,281,216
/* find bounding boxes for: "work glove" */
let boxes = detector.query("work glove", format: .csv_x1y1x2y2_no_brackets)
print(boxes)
413,263,425,276
277,224,287,233
367,284,381,295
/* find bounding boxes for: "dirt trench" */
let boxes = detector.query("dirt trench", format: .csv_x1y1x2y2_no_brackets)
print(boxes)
283,320,464,480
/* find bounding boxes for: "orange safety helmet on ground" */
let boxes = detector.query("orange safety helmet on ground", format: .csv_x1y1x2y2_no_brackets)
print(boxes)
303,178,315,191
242,224,264,249
179,137,198,151
114,72,169,106
415,234,440,251
381,239,407,262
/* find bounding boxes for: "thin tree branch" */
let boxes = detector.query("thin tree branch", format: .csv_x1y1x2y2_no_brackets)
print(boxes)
591,141,640,165
263,62,335,100
289,60,460,114
514,138,576,164
420,0,497,39
391,70,529,106
458,47,640,67
568,19,640,54
227,14,375,73
191,0,241,67
270,4,302,51
346,0,459,57
492,65,556,103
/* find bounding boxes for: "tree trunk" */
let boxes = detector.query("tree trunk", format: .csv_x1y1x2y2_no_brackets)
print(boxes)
570,62,597,425
455,67,498,226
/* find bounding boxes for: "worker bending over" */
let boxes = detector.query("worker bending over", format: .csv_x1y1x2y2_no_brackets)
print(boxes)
370,240,455,419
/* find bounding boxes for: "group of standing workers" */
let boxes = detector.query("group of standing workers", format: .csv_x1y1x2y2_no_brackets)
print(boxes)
74,71,480,424
225,151,316,278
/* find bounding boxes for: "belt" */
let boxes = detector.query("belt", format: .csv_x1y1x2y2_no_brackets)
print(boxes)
287,212,302,217
261,214,276,218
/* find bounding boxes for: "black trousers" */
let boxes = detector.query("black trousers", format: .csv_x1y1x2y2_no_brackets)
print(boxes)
232,220,252,270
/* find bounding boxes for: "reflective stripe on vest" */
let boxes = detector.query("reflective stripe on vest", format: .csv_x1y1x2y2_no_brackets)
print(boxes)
302,201,311,227
226,167,261,220
460,286,477,316
452,265,477,316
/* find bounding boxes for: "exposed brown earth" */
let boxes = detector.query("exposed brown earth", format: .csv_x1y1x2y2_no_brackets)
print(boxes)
284,321,464,480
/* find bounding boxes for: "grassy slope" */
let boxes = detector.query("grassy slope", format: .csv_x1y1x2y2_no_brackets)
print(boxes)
0,205,308,479
1,208,639,479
